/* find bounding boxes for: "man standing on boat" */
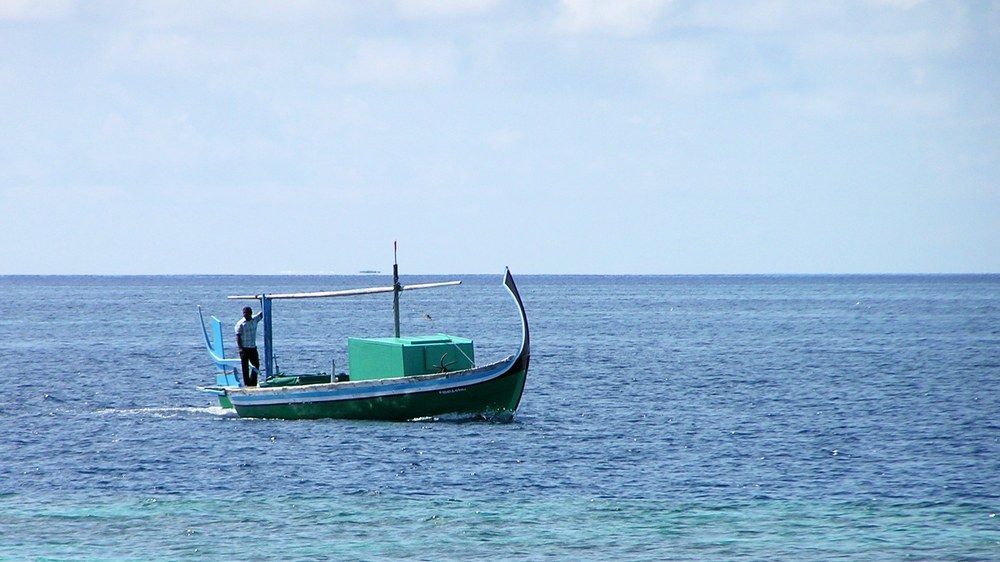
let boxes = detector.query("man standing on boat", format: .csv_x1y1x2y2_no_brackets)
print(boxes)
235,306,263,387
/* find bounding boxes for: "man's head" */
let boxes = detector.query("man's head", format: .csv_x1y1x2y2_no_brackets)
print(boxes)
243,306,253,320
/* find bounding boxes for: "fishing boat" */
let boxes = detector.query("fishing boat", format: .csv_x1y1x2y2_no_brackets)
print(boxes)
196,257,530,421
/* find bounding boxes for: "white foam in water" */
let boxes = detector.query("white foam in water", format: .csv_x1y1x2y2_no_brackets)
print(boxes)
95,406,236,418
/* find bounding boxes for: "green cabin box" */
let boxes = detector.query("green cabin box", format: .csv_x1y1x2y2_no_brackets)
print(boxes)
347,334,475,381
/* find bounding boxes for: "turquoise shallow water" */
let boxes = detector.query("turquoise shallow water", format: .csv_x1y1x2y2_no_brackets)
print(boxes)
1,274,998,559
4,494,995,560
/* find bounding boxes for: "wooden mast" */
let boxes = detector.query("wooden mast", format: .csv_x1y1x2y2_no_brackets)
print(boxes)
393,241,401,338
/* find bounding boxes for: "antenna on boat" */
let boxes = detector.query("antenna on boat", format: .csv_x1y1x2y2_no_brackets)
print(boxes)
393,241,401,338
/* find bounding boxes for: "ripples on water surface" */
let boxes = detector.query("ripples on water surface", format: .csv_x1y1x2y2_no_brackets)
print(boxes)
1,274,998,559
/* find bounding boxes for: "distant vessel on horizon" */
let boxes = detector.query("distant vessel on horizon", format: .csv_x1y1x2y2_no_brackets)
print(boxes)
359,270,381,274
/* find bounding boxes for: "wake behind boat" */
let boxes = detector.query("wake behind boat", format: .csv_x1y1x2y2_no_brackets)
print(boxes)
196,254,529,421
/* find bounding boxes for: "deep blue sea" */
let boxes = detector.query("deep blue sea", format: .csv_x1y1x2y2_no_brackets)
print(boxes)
2,274,998,560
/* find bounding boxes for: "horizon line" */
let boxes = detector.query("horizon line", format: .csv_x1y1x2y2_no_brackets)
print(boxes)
1,271,997,277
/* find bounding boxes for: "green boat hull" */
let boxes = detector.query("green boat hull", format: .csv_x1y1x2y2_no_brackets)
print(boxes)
230,354,528,421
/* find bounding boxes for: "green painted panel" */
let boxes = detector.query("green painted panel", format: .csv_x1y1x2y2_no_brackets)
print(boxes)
348,334,475,381
421,342,474,372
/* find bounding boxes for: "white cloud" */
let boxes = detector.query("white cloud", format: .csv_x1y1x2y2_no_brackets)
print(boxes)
486,127,521,150
104,33,206,73
874,91,951,116
99,0,356,28
797,29,959,61
865,0,927,9
637,41,728,96
680,0,838,34
555,0,673,36
347,40,457,87
767,90,852,119
396,0,501,19
0,0,75,20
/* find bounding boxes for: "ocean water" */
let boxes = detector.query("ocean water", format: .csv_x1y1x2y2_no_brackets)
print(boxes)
1,274,998,560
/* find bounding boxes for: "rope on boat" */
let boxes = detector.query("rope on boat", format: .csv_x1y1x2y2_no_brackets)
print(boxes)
420,308,476,369
451,341,476,369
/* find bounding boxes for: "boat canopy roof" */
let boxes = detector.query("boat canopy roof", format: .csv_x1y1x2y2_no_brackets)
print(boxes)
227,280,461,301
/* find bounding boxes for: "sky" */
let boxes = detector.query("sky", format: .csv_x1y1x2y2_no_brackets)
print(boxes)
1,0,998,274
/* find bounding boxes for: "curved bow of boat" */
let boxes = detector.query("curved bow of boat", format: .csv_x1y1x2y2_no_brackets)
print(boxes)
502,268,530,411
